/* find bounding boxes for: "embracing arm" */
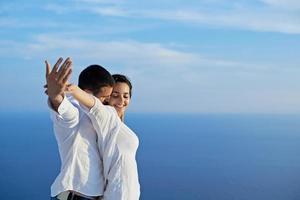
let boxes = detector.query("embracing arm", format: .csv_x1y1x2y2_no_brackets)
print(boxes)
66,84,95,109
67,83,120,142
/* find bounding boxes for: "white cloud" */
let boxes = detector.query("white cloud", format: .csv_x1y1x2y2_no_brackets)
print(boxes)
1,33,299,113
39,1,300,34
261,0,300,10
1,0,299,113
23,35,196,65
4,34,277,75
87,6,128,17
2,33,292,78
159,10,289,35
122,8,300,34
73,2,300,34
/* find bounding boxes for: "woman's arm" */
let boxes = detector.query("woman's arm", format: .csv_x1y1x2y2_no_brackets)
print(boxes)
66,84,95,110
67,83,121,143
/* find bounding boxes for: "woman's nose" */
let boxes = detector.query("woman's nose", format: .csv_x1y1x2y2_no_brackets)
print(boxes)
118,96,124,103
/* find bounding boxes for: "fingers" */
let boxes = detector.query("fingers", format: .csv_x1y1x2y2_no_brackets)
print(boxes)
62,68,72,85
45,60,51,78
57,59,72,83
57,57,71,75
46,57,72,86
51,57,63,74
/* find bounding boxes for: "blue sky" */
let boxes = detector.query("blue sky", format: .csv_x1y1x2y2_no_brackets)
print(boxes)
1,0,300,113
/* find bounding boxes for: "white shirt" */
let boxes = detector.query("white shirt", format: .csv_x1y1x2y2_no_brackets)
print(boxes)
85,97,140,200
48,96,105,197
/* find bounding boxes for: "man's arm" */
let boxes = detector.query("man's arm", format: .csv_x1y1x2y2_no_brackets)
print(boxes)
45,57,72,111
45,57,79,128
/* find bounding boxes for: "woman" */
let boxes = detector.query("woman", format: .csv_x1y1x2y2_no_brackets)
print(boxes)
108,74,133,122
66,74,140,200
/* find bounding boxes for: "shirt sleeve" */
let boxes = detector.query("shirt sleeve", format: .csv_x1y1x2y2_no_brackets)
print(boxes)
84,96,120,144
48,95,80,128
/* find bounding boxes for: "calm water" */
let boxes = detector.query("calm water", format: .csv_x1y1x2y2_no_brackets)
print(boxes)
1,112,300,199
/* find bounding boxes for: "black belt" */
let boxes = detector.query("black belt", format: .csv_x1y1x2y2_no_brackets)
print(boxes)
67,192,100,200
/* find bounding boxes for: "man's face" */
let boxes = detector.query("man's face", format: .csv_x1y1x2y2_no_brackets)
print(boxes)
94,86,113,104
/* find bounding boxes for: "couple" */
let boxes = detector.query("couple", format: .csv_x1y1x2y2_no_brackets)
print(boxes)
45,57,140,200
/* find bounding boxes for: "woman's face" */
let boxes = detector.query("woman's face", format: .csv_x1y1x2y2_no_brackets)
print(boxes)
109,82,131,118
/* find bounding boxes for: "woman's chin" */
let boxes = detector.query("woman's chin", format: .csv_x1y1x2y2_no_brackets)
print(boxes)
115,109,124,116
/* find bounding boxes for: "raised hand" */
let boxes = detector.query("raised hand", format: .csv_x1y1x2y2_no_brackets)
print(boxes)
45,57,72,111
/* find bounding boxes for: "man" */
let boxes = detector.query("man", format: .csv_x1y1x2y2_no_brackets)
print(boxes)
46,57,114,200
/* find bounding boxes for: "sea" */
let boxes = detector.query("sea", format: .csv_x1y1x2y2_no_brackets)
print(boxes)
1,112,300,200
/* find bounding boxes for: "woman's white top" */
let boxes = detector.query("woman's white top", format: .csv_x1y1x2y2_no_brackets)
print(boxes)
85,97,140,200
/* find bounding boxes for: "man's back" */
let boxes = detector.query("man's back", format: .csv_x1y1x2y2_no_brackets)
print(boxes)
49,96,105,197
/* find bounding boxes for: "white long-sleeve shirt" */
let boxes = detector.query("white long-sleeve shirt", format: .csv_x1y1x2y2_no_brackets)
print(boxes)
48,96,105,197
85,97,140,200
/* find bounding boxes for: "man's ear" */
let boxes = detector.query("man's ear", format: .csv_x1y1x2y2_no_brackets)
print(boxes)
84,89,93,94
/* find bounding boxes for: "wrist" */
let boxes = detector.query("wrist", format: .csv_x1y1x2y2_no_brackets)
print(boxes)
49,95,64,111
49,94,64,103
65,84,78,95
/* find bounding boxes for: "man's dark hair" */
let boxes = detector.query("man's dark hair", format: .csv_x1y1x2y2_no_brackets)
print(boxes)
78,65,114,95
112,74,133,97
